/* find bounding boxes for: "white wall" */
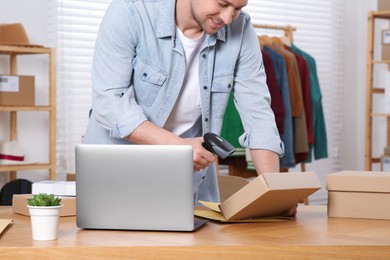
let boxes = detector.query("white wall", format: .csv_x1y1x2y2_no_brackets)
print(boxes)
0,0,50,186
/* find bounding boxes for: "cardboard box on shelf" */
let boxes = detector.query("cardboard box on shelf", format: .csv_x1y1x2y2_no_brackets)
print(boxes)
0,75,35,106
32,181,76,196
195,172,321,222
382,29,390,61
327,171,390,220
12,194,76,217
378,0,390,11
381,156,390,171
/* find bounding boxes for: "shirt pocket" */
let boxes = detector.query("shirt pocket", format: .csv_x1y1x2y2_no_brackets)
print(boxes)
133,59,168,107
211,73,234,119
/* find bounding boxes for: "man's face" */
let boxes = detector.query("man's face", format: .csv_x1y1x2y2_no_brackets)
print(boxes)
190,0,248,35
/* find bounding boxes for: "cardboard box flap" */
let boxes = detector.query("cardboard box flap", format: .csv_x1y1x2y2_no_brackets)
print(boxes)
327,171,390,193
263,172,322,190
0,219,13,235
217,175,249,202
219,172,321,221
196,200,290,223
199,200,221,213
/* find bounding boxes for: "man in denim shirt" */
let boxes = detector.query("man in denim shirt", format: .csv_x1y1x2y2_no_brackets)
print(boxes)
84,0,290,214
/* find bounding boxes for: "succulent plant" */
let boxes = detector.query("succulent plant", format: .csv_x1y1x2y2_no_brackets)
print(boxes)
27,193,62,207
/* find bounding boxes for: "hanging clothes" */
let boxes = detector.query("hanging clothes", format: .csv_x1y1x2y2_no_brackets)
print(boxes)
220,24,327,173
279,42,312,164
290,44,328,161
262,51,286,134
264,38,309,160
285,44,313,146
262,45,295,168
220,93,246,157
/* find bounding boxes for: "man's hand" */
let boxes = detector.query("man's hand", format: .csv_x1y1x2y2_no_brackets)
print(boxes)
127,121,216,172
280,199,305,217
181,137,217,172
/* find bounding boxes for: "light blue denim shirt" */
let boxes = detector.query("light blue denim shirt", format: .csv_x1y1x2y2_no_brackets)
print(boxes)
83,0,283,204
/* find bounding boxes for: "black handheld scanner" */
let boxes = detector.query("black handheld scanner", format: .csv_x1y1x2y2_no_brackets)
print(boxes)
202,133,236,159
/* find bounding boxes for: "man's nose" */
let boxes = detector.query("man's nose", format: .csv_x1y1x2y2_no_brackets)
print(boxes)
220,7,236,25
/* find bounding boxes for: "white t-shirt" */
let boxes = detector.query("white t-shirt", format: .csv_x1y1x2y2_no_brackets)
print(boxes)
163,28,206,136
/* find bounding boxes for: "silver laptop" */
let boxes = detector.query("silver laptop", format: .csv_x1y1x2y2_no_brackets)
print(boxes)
75,144,207,232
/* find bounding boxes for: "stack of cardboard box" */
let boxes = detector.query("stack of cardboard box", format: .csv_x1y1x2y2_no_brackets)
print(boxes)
382,147,390,171
327,171,390,220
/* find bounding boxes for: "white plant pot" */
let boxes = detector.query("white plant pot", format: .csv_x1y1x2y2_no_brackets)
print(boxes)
28,205,63,241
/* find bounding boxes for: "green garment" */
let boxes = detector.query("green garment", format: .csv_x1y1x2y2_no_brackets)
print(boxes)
220,93,246,157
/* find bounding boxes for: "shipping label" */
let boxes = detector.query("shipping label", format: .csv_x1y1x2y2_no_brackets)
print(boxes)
0,76,19,92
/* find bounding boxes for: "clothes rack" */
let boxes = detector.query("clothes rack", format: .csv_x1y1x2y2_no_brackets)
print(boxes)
252,23,296,43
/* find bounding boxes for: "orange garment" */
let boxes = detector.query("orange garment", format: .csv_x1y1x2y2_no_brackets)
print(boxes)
263,39,303,117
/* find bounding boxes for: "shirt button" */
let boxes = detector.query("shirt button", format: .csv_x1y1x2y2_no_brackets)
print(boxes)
228,84,232,88
143,73,147,77
202,54,206,59
205,118,208,122
203,86,208,90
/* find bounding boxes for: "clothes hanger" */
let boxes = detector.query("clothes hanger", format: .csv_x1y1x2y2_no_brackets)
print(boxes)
271,36,284,48
258,35,273,46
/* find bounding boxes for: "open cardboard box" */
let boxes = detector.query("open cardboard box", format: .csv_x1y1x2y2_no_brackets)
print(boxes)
195,172,321,222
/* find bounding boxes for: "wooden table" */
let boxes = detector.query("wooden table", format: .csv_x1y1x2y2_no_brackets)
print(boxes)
1,205,390,259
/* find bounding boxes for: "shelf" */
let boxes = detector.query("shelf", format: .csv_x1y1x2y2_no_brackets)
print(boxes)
365,11,390,171
0,45,56,180
372,157,382,163
372,88,385,94
370,113,390,117
0,163,51,172
373,10,390,19
0,45,52,55
372,60,390,64
0,106,52,112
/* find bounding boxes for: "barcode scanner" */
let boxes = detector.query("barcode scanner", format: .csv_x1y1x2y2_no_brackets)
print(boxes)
202,132,236,159
194,133,236,195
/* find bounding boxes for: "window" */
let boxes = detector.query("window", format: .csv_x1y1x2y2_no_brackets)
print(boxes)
50,0,111,176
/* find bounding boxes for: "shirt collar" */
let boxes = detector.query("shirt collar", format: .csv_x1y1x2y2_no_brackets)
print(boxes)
156,0,226,43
